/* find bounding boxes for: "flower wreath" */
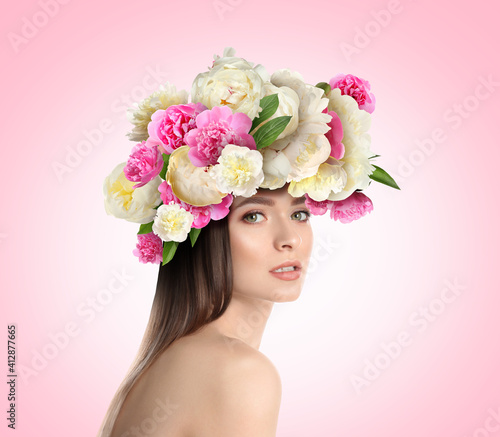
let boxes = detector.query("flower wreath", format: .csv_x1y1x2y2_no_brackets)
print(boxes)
103,47,399,265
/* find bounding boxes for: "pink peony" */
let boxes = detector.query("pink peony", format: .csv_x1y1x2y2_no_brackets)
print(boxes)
323,108,345,160
146,103,207,154
184,105,256,167
305,193,335,216
124,142,164,188
133,232,164,264
330,191,373,223
329,74,376,114
158,181,233,228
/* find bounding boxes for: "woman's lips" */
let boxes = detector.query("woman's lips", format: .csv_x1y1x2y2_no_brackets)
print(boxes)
269,267,302,281
269,261,302,281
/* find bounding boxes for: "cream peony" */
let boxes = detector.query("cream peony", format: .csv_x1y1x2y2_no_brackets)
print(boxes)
152,204,194,242
209,144,264,197
126,83,188,142
166,146,226,207
191,50,269,120
103,162,162,224
288,157,347,201
259,148,291,190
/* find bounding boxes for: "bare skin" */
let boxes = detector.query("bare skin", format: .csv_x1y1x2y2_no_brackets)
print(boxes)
111,186,314,437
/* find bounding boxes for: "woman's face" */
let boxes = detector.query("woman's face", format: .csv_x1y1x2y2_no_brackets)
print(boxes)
228,185,314,303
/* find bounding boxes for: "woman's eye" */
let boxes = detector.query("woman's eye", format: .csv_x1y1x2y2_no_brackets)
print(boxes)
292,210,310,221
243,212,265,223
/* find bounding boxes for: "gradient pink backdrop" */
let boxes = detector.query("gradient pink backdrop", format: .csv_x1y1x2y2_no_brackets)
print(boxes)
2,0,499,435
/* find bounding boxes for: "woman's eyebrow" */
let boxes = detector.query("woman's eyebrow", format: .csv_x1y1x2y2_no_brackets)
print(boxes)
232,195,306,210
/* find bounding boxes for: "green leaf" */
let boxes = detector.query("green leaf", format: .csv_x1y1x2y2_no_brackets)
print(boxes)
251,94,280,132
315,82,331,95
369,165,400,190
189,228,202,247
137,221,153,234
253,116,291,149
162,241,179,266
368,154,381,159
159,153,170,180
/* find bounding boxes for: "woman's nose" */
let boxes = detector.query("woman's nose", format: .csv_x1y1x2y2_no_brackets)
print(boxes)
272,218,302,251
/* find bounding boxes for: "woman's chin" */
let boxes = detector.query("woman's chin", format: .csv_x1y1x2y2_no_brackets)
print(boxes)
270,286,303,303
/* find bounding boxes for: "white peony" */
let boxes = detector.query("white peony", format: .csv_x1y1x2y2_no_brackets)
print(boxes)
209,145,264,197
211,47,249,69
152,204,194,242
326,88,375,201
270,69,331,138
327,88,371,148
326,136,376,201
252,82,300,140
103,162,162,224
211,47,270,82
263,69,332,181
259,148,291,190
191,49,269,120
280,132,332,181
126,82,188,142
288,157,347,201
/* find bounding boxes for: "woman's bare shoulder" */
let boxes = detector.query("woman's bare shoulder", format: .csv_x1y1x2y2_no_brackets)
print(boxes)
115,330,282,436
161,331,282,436
157,328,281,389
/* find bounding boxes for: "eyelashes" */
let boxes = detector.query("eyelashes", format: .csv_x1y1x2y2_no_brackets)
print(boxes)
242,209,311,224
293,210,311,221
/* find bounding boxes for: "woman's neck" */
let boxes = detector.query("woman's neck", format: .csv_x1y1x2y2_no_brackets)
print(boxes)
203,293,274,350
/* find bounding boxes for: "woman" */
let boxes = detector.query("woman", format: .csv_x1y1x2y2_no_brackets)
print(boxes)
99,184,314,437
100,46,397,436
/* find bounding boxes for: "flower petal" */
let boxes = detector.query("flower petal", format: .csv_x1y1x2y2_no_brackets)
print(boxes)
166,146,226,206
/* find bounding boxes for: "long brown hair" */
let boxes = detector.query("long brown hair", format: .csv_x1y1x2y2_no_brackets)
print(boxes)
97,216,233,436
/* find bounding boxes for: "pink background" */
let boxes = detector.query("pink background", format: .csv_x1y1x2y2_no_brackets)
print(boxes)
2,0,499,435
